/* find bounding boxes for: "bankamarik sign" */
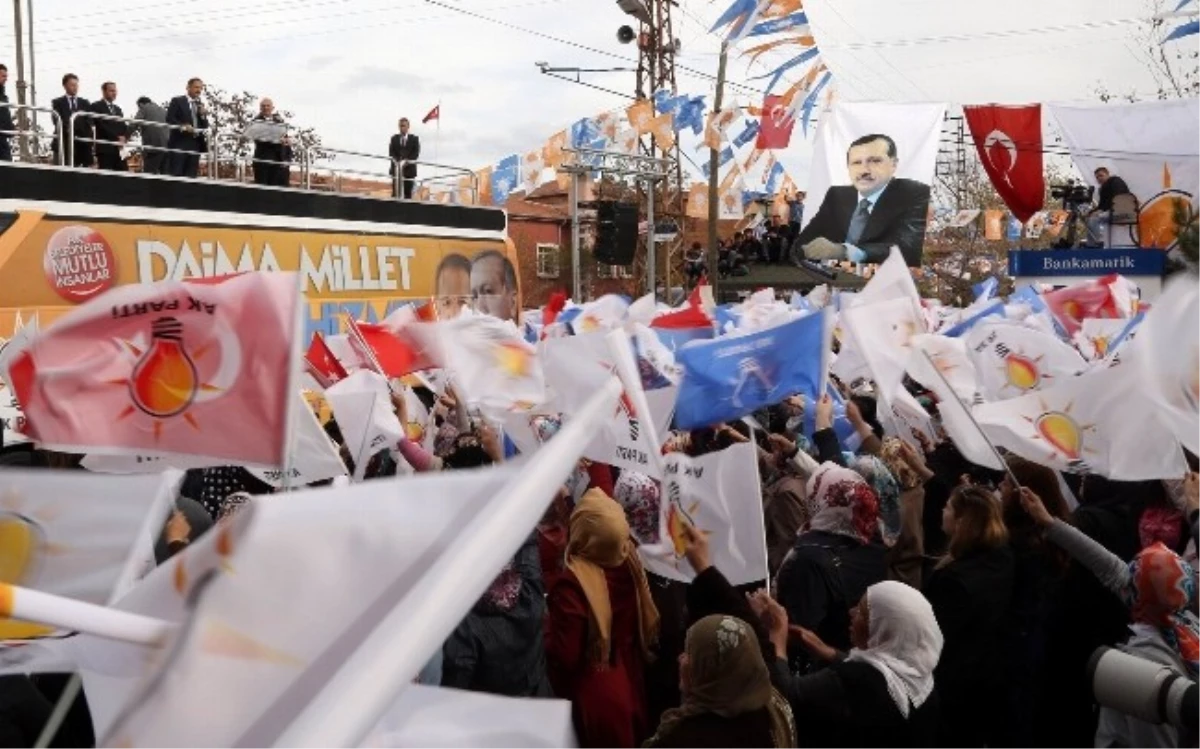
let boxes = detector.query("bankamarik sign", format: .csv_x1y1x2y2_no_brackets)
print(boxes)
1008,249,1166,278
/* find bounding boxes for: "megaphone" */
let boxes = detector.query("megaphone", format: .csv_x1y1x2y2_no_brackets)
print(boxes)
617,25,636,44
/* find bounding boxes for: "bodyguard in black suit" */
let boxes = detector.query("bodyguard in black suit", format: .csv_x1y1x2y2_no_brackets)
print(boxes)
165,77,209,178
793,133,931,267
88,82,129,171
388,117,420,199
50,73,92,167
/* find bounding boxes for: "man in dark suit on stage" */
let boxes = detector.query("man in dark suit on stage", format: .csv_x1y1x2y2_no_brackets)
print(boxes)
388,117,420,199
165,77,209,178
88,81,129,171
791,133,931,267
51,73,93,167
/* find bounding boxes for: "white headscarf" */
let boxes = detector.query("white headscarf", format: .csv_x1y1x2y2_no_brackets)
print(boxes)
846,580,943,718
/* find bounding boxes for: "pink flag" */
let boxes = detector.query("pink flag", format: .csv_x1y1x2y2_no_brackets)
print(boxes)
8,272,301,467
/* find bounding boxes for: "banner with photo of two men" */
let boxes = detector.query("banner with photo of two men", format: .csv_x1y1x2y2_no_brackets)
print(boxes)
798,102,945,268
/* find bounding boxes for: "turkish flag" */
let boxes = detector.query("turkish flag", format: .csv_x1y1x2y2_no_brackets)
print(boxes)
963,104,1044,223
755,95,795,150
305,332,349,388
347,320,440,377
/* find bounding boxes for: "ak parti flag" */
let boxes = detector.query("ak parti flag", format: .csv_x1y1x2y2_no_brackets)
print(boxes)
305,332,349,389
963,104,1044,224
755,95,795,150
8,272,300,467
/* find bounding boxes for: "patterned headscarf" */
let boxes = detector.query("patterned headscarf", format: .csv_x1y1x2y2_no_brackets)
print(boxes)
613,471,661,545
1125,542,1199,677
850,455,902,545
480,562,522,612
879,437,923,491
803,462,880,545
646,616,796,748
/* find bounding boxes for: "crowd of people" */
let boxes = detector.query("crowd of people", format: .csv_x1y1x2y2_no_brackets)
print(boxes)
2,364,1195,747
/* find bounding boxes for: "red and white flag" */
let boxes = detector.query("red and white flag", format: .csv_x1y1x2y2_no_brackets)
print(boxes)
1043,275,1124,336
963,104,1044,224
755,94,795,150
305,332,349,389
347,320,440,378
8,273,300,467
422,105,440,124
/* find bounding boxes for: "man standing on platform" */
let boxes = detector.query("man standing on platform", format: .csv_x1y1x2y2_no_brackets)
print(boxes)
133,96,169,175
388,117,420,199
51,74,92,167
251,97,291,187
166,78,209,178
88,81,129,171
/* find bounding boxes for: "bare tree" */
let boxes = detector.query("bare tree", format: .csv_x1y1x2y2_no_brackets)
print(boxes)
1097,0,1199,101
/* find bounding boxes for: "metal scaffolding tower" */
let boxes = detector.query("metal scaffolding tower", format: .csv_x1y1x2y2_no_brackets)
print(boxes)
634,0,687,298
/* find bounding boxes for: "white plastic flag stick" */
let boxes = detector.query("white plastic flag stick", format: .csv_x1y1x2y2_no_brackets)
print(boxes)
919,349,1021,489
274,376,623,748
0,583,172,646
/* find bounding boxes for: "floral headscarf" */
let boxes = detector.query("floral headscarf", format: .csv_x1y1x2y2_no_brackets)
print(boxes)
880,437,923,491
803,462,880,545
613,470,661,545
1125,542,1199,677
850,455,901,545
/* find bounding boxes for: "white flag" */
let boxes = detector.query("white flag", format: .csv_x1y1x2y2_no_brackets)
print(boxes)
974,362,1187,480
640,442,768,586
1131,274,1198,454
907,334,979,405
246,392,347,488
841,296,927,404
325,370,403,481
965,321,1087,401
362,685,575,748
908,344,1002,470
411,317,545,415
0,470,168,649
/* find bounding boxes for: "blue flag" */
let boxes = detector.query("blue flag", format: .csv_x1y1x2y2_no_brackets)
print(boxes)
674,310,829,429
733,120,760,148
943,301,1006,338
652,325,714,353
972,276,999,301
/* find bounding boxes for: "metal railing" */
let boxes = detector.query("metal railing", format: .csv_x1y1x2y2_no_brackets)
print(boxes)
68,110,218,175
0,103,62,163
4,109,485,206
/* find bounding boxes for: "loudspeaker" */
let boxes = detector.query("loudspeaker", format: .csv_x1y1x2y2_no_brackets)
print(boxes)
617,25,636,44
594,201,639,265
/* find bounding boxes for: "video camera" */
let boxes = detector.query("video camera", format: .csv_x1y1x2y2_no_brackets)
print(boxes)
1089,646,1197,738
1050,180,1095,209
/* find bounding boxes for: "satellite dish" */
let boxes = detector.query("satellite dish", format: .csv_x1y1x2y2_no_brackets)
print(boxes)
617,25,635,44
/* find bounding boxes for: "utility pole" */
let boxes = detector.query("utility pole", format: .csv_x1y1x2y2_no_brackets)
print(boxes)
706,42,728,302
26,0,37,137
10,0,31,161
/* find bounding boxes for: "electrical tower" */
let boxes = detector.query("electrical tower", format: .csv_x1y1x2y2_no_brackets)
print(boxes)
634,0,686,297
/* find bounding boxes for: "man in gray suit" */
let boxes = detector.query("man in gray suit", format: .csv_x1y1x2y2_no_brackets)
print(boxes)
133,96,170,174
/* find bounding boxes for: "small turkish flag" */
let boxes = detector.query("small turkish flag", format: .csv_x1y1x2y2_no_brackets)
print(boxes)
422,105,440,124
755,94,795,150
963,104,1044,224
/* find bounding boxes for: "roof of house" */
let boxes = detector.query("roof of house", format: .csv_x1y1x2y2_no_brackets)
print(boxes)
505,194,569,221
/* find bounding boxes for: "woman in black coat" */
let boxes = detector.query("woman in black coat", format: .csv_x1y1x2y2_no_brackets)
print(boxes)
923,485,1014,747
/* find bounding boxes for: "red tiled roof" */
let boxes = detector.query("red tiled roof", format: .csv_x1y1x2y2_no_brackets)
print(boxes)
505,195,568,221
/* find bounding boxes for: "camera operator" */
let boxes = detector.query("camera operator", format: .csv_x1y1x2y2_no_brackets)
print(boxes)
1085,167,1132,248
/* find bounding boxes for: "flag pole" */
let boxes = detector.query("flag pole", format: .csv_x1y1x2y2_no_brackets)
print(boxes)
274,377,623,748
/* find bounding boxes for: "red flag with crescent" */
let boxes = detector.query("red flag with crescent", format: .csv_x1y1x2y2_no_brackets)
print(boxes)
963,104,1044,224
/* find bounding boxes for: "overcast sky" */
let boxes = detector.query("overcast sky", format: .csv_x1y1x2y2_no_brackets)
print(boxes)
0,0,1184,188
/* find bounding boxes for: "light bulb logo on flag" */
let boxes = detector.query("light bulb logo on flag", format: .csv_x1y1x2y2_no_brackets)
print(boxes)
1003,352,1044,391
0,499,55,640
111,315,241,440
494,341,533,378
130,318,199,418
1024,398,1097,470
666,500,701,560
